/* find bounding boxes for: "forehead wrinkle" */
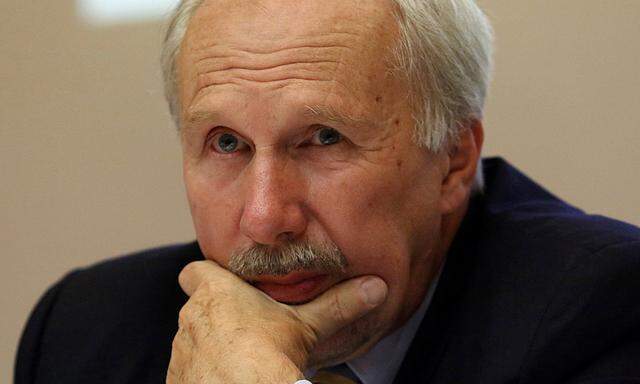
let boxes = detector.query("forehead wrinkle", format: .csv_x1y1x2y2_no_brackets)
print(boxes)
193,46,344,92
186,37,359,108
189,31,359,57
189,34,357,72
194,47,345,73
195,63,339,92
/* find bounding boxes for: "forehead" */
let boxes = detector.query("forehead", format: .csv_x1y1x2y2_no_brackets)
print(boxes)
187,0,395,43
177,0,404,117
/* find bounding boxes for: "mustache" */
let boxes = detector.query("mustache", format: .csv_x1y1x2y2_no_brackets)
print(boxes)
228,241,348,278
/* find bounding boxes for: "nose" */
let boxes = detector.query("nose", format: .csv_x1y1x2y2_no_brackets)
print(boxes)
239,154,307,245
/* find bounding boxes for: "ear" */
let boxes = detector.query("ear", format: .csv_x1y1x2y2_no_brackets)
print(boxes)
440,119,484,214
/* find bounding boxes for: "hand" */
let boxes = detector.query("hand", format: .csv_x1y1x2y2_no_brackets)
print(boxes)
166,260,388,384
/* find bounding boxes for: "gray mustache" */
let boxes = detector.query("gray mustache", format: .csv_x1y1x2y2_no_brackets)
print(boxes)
228,242,348,278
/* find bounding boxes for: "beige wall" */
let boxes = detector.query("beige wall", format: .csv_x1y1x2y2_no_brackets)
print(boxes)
2,1,639,381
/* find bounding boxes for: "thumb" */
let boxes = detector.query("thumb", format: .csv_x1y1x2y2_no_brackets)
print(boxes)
295,276,388,341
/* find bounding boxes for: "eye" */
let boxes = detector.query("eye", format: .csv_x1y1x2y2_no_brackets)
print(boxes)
210,132,249,154
310,127,343,146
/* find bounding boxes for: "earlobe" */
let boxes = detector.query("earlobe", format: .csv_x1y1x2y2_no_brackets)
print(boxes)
439,120,484,214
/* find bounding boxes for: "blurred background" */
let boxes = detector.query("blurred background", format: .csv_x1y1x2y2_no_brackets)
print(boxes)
1,0,639,381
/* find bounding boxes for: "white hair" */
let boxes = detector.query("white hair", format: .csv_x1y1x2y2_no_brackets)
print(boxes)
161,0,493,188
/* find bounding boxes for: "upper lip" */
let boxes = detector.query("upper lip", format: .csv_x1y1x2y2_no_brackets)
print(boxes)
251,271,327,285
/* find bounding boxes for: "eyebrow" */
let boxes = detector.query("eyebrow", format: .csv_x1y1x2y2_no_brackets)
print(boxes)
180,110,224,137
184,110,220,129
304,104,369,128
181,104,372,135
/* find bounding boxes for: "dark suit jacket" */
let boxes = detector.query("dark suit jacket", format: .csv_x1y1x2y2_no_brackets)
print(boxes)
15,158,640,383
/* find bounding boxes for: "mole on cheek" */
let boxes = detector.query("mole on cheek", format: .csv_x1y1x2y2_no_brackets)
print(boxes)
396,159,403,168
375,96,382,103
394,119,400,125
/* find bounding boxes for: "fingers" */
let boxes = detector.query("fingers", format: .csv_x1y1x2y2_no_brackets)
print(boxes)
295,276,387,341
179,261,388,347
178,260,229,296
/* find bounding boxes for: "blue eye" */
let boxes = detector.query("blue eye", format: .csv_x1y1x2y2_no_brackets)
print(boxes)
313,127,342,146
218,133,237,152
211,132,248,154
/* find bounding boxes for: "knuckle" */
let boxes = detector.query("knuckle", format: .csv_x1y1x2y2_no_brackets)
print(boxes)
178,305,191,328
191,279,217,296
178,303,202,332
201,280,232,305
177,296,216,339
204,280,219,294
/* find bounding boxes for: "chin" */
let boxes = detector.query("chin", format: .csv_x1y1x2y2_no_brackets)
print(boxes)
306,309,389,369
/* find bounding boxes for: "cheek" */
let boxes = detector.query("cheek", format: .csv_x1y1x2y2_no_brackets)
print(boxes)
310,169,434,275
306,148,443,305
184,168,241,264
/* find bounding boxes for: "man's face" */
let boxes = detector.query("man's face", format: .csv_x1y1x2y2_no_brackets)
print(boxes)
178,0,451,366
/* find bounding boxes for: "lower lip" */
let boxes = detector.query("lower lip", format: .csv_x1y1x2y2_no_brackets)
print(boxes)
255,275,329,304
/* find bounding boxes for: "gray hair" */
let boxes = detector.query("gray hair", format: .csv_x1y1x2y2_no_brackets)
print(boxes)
161,0,493,185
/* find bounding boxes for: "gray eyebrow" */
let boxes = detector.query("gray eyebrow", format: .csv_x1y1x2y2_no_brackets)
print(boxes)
184,110,219,127
180,110,223,136
304,104,369,128
181,104,372,135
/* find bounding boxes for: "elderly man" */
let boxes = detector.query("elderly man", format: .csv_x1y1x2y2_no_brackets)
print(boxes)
15,0,640,383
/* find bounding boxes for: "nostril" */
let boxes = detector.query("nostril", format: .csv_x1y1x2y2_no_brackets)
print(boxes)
277,232,296,242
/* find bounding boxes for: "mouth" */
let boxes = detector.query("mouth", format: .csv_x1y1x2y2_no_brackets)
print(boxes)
250,271,331,304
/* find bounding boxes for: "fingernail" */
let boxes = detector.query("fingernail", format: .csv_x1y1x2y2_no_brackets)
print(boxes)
361,277,387,306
